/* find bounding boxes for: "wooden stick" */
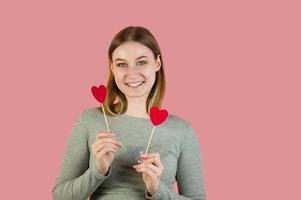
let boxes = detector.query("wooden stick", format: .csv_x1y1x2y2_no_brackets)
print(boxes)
101,105,110,132
145,126,156,154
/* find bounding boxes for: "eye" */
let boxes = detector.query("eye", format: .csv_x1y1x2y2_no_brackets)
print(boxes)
116,63,127,67
137,60,147,66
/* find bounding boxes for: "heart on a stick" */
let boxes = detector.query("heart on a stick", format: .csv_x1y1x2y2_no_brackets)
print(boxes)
91,85,107,103
150,107,169,126
91,84,110,131
140,106,169,159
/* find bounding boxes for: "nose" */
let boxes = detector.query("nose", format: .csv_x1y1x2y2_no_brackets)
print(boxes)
125,64,140,76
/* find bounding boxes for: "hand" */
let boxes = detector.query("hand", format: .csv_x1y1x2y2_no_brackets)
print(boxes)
133,152,164,195
91,132,122,176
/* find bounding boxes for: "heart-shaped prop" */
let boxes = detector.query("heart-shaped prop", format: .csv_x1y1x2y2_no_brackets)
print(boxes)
91,84,110,131
91,85,107,103
150,107,169,126
141,106,169,159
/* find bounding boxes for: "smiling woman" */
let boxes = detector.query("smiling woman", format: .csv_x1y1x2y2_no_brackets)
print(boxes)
108,40,162,116
104,27,166,117
52,26,206,200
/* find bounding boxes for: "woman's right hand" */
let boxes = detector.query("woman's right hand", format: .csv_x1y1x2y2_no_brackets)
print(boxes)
91,132,122,176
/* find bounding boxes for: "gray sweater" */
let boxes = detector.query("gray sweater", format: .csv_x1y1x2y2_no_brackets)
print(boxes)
52,107,206,200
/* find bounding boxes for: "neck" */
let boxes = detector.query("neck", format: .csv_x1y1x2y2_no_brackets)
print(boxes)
125,97,149,118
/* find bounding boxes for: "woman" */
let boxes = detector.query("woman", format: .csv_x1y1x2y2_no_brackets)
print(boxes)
52,26,206,200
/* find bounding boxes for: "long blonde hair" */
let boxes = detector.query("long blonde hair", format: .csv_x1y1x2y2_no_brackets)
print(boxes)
100,26,166,116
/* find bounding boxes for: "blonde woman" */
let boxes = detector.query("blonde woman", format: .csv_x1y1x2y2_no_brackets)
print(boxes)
52,26,206,200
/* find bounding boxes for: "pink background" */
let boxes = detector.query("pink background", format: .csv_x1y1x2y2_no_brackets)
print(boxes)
1,0,300,199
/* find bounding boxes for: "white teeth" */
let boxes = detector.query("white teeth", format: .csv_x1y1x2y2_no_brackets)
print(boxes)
126,81,144,87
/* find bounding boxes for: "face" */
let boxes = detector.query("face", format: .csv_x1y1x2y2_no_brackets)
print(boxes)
110,41,161,101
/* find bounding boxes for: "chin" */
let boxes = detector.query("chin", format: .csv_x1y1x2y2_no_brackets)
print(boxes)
124,91,150,99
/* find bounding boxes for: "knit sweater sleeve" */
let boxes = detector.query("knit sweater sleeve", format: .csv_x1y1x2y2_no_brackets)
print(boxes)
52,111,111,200
145,124,206,200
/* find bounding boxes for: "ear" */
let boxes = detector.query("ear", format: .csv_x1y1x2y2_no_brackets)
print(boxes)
155,54,161,72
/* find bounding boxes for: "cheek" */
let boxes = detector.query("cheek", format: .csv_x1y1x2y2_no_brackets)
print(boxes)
113,72,124,83
145,70,157,82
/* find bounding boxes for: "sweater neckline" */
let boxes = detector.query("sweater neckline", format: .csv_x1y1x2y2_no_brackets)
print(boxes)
96,107,151,124
114,113,151,124
120,113,150,121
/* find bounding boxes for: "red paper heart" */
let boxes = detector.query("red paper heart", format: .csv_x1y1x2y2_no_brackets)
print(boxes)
150,107,169,126
91,85,107,103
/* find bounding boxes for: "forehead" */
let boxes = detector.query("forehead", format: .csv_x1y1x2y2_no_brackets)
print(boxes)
112,41,154,60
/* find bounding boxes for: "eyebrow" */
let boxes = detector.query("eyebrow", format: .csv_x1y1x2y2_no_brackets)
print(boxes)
114,56,148,62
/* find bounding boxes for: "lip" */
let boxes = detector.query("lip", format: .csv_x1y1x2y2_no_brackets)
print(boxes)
125,81,145,87
125,81,145,84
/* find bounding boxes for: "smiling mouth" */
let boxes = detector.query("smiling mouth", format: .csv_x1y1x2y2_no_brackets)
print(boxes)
125,81,145,88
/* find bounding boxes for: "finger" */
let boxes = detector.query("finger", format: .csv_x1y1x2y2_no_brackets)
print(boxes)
141,152,160,160
97,146,118,158
141,153,161,164
91,139,122,151
96,132,115,139
134,165,158,179
140,157,162,168
98,143,120,153
92,141,120,151
95,138,122,146
135,162,161,176
93,143,120,155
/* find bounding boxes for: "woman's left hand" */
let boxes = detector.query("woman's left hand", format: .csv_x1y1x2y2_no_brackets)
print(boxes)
133,152,164,195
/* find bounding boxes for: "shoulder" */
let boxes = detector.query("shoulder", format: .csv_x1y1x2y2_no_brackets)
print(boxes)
165,113,194,130
79,106,102,122
166,114,201,154
165,113,196,139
